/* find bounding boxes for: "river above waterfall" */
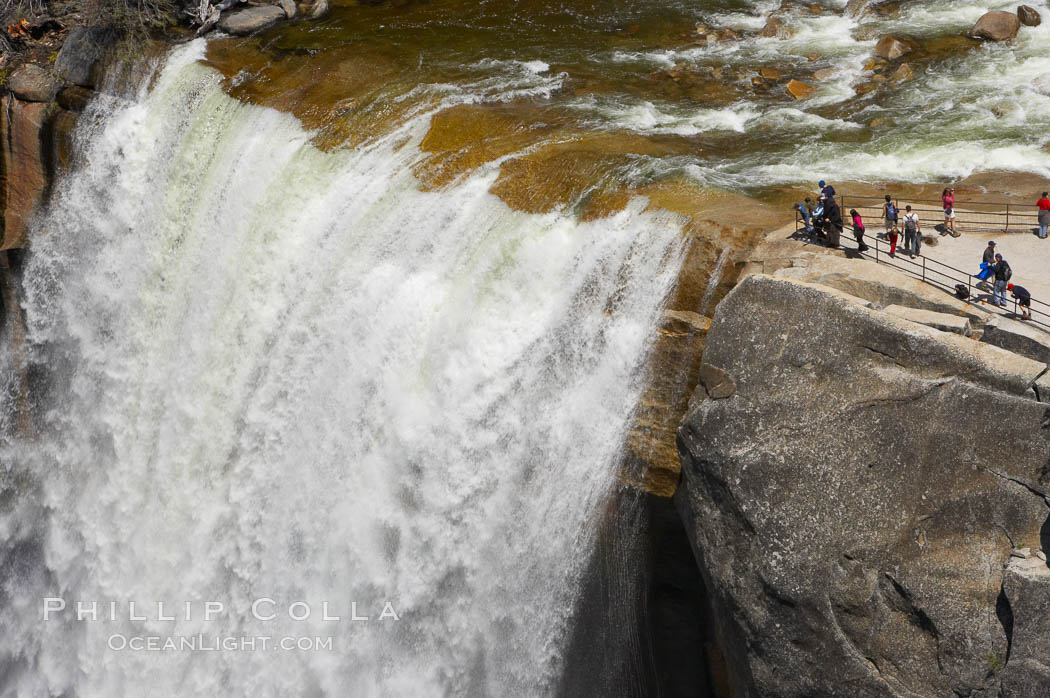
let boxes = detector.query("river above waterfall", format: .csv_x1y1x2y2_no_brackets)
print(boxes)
202,0,1050,216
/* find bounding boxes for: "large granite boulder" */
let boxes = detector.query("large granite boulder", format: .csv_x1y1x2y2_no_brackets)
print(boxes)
6,64,61,102
54,26,115,88
675,273,1050,697
971,10,1021,41
219,5,286,35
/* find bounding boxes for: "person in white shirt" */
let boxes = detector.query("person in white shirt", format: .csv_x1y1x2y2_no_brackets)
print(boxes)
901,205,921,258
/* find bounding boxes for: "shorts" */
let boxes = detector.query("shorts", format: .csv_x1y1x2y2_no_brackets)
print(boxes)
1018,297,1031,308
944,208,955,219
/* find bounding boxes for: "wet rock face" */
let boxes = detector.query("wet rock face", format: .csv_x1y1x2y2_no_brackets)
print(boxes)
675,273,1050,697
1,97,54,249
971,10,1021,41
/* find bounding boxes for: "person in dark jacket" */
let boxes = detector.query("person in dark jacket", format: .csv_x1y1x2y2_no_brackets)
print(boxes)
818,180,836,204
822,199,843,248
1008,283,1032,320
992,254,1011,308
975,240,996,290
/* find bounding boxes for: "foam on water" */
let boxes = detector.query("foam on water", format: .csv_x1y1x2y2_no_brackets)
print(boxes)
0,40,685,697
571,0,1050,186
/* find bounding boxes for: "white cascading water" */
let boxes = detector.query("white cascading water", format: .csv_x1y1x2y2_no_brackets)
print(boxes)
0,41,685,696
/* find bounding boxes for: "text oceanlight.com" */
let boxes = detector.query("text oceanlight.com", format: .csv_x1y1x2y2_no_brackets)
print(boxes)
107,635,334,652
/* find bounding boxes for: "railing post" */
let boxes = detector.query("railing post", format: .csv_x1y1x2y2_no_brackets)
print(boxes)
922,256,926,282
1005,204,1010,233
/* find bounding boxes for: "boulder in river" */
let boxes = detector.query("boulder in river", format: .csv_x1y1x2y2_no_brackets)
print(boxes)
971,10,1021,41
1017,4,1041,26
218,5,286,35
6,64,61,103
676,270,1050,696
874,35,914,60
278,0,297,18
889,62,914,82
758,16,794,39
811,67,835,81
785,79,815,99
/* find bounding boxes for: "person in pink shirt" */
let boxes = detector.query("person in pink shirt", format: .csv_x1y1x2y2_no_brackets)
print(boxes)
849,209,869,252
941,187,957,236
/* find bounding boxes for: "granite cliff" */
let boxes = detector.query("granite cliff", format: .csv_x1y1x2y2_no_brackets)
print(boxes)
675,255,1050,697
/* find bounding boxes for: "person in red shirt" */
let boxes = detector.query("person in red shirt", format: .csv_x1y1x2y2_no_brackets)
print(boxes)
1037,191,1050,239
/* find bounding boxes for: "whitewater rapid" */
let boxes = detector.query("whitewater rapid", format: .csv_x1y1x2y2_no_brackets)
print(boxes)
0,41,685,697
565,0,1050,186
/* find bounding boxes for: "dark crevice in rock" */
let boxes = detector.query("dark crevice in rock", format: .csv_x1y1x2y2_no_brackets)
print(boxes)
996,584,1014,668
861,343,901,364
881,573,939,639
1029,366,1049,402
1029,367,1045,400
851,381,948,410
1041,516,1050,572
558,488,724,698
979,465,1049,500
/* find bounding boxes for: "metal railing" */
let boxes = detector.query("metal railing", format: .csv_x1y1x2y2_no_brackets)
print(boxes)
793,211,1050,331
838,195,1039,235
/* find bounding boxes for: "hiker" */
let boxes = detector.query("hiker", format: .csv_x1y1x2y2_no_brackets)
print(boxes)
1037,191,1050,239
882,195,898,236
822,198,843,248
974,241,996,290
902,205,921,257
850,209,869,252
794,198,817,235
818,180,836,205
1008,283,1032,320
992,253,1012,308
887,224,899,257
941,187,958,237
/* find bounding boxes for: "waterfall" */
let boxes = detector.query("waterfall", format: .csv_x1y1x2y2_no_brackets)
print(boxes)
0,41,685,696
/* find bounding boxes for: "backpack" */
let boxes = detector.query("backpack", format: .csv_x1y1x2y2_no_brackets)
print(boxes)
885,202,897,221
1003,263,1012,281
904,214,917,233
